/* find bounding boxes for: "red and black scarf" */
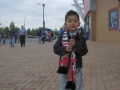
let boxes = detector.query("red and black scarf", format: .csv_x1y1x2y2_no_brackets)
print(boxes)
57,31,76,90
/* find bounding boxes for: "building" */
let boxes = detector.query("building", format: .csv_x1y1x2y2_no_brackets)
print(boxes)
84,0,120,42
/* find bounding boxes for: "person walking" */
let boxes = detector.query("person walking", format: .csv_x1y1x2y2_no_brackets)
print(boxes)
59,28,64,35
2,33,6,45
47,31,51,42
8,27,15,47
37,27,42,44
78,27,86,38
53,10,88,90
41,29,46,44
51,32,54,41
18,34,20,43
19,25,26,47
15,33,18,44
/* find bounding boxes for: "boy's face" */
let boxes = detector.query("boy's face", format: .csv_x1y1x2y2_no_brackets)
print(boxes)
64,15,80,32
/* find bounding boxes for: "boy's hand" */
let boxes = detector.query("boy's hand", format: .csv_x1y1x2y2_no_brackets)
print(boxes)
69,39,76,47
65,45,72,52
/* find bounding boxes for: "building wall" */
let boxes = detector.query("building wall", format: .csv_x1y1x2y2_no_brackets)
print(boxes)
95,0,120,42
91,12,96,41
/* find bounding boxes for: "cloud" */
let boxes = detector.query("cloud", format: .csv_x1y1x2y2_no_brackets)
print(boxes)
0,0,83,30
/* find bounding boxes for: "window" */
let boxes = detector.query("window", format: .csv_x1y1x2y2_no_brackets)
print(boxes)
108,7,119,30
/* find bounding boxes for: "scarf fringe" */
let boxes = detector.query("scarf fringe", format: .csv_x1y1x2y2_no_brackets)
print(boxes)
65,81,76,90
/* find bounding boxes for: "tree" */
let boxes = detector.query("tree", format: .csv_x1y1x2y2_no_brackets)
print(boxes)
15,27,20,33
9,21,15,29
34,28,38,36
27,28,31,35
54,29,59,36
3,27,9,35
31,29,35,36
0,27,3,35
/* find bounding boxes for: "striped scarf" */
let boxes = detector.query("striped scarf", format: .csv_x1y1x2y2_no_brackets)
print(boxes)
57,31,76,90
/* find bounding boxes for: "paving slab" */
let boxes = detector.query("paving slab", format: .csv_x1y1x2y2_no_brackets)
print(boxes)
0,39,120,90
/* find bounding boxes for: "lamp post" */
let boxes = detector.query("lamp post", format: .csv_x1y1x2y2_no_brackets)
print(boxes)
37,3,45,29
24,17,27,28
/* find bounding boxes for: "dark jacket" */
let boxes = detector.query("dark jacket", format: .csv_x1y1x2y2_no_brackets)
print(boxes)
53,31,88,68
37,30,42,36
8,30,15,37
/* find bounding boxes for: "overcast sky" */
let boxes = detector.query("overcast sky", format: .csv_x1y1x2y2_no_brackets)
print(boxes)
0,0,83,30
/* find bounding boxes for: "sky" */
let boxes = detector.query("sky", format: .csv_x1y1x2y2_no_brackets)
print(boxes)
0,0,83,30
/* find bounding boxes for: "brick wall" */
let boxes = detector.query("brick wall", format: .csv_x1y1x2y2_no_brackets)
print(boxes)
91,0,120,42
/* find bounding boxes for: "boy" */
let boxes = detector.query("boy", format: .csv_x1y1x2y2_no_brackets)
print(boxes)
53,10,88,90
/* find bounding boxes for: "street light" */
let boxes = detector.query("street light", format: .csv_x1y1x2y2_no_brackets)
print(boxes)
24,17,27,28
37,3,45,29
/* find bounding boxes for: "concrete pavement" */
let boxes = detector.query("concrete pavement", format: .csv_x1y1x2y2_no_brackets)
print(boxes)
0,39,120,90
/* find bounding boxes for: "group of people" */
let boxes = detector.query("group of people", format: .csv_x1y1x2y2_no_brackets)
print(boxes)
0,33,20,45
5,25,26,47
1,10,88,90
37,28,54,44
59,26,86,38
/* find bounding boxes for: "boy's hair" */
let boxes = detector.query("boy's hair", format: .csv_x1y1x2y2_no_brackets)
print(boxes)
65,10,79,22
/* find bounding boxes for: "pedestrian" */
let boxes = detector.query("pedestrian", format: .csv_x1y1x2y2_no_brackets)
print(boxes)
18,35,20,43
15,33,18,44
8,28,11,44
78,27,84,35
37,27,42,44
3,33,6,45
41,29,46,44
53,10,88,90
47,31,51,42
64,28,67,32
78,27,87,38
8,26,15,47
19,25,26,47
59,28,64,35
45,30,48,41
51,32,54,41
86,23,89,40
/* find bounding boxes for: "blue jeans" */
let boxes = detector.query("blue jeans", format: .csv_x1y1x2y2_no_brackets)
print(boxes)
10,36,15,46
60,68,83,90
38,36,41,43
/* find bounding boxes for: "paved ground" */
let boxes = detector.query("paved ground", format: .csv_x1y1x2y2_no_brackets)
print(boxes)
0,39,120,90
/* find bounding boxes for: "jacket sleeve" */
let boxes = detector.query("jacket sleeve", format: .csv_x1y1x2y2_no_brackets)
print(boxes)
53,35,67,56
74,36,88,56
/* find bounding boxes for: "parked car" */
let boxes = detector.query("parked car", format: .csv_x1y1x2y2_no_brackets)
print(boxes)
27,35,34,38
34,36,38,38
